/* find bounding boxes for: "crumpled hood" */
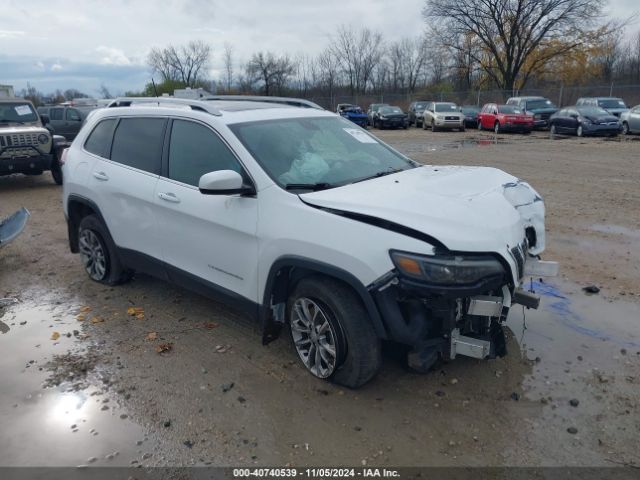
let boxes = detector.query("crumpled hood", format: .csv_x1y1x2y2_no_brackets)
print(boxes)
300,166,545,254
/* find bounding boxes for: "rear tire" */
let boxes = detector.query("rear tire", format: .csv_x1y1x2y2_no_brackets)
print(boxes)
78,215,131,285
288,276,381,388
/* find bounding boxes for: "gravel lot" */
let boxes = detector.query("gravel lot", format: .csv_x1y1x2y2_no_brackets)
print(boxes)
0,127,639,469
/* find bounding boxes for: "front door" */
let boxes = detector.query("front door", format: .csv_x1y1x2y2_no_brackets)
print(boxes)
154,118,259,304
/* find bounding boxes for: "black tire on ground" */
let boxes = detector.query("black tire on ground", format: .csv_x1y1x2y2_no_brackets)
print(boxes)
422,119,427,130
431,121,437,132
78,215,131,286
550,124,557,136
288,275,382,388
494,122,501,134
577,125,584,137
50,159,63,185
622,122,629,135
478,121,482,131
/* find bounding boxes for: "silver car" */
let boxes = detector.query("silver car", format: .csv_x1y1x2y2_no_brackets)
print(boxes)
422,102,465,132
620,105,640,134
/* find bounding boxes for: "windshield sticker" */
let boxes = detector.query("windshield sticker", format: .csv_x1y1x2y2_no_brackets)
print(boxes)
619,101,625,106
343,128,378,144
14,105,32,116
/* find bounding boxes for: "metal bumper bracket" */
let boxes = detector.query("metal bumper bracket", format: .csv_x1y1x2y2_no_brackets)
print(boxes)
450,328,490,360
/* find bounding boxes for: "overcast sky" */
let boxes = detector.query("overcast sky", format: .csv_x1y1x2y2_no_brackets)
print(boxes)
0,0,637,97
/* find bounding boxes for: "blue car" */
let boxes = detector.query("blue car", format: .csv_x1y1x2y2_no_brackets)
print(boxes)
337,104,368,128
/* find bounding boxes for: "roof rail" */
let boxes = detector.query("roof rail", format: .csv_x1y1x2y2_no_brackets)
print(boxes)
106,97,222,116
202,95,324,110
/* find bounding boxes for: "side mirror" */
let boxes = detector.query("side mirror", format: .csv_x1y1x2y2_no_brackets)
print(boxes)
199,170,255,196
40,114,50,126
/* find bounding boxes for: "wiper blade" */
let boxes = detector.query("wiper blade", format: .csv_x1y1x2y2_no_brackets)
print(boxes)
353,168,404,184
285,182,333,191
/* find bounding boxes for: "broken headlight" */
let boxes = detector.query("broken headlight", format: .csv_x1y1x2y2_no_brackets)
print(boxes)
390,251,505,285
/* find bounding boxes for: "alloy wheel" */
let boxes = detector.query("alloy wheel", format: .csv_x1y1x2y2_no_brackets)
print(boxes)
290,297,338,378
79,229,107,281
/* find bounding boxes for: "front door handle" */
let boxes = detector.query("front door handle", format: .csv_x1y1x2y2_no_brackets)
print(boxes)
158,192,181,204
93,171,108,181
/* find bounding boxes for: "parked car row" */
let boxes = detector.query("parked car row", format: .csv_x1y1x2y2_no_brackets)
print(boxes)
352,95,638,138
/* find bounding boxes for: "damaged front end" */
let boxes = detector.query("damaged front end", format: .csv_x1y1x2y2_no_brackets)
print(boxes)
368,180,559,372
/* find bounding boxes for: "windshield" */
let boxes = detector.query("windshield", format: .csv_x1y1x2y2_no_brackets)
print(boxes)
598,99,626,109
526,99,556,110
0,102,39,123
434,103,458,112
229,116,416,189
415,102,428,110
498,105,523,114
577,106,609,116
380,107,403,115
461,106,479,114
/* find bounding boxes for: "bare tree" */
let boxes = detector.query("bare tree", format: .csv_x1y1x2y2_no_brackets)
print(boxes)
423,0,607,91
246,51,295,96
99,84,112,99
148,40,212,87
223,43,234,92
317,48,341,102
329,26,384,95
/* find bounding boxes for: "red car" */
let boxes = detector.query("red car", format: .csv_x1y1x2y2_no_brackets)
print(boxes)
478,103,534,133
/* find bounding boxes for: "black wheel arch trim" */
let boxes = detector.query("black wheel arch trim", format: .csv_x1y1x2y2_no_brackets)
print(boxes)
261,255,388,343
66,194,110,253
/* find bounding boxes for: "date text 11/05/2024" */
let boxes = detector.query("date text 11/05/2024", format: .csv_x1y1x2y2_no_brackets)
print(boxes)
233,468,401,478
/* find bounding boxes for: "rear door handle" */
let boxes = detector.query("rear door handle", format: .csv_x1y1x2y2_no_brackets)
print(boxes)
93,171,108,181
158,192,181,203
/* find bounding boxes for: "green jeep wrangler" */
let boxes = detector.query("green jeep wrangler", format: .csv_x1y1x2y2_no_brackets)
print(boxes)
0,97,64,184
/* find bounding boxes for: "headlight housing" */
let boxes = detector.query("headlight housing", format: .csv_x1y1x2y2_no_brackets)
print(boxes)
38,134,49,144
390,251,505,285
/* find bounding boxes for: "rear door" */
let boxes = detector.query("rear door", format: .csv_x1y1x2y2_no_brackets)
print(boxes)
154,118,259,303
87,116,165,266
49,108,65,135
64,108,83,140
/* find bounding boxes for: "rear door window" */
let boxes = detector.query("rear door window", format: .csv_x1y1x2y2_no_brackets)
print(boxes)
110,117,166,174
84,119,117,158
50,108,63,121
168,119,242,186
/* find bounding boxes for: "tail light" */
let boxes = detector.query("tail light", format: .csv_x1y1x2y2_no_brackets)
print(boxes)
59,148,69,165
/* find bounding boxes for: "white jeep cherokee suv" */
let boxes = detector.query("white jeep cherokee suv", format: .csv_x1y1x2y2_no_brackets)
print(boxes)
62,97,558,388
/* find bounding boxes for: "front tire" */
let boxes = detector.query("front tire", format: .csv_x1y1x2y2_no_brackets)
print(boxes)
431,121,437,132
50,161,63,185
494,122,501,134
622,122,630,135
550,124,557,136
78,215,131,285
288,276,381,388
577,125,584,137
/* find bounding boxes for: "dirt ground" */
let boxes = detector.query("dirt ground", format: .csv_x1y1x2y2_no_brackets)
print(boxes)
0,127,639,470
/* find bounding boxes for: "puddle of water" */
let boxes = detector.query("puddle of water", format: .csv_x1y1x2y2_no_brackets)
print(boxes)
0,301,147,466
507,278,639,397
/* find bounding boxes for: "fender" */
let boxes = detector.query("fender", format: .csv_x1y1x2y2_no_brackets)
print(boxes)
260,255,388,344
